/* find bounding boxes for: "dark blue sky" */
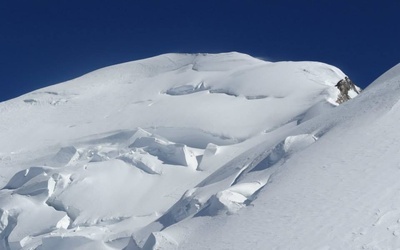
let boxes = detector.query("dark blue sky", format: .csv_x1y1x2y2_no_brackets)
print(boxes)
1,1,399,102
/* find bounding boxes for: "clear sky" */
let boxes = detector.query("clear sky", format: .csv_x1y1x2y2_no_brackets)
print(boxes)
1,0,399,102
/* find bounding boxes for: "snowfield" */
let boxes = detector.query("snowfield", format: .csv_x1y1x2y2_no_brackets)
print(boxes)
0,52,399,249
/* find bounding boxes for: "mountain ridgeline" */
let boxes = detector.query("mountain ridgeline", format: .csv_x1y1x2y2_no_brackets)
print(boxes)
1,53,399,249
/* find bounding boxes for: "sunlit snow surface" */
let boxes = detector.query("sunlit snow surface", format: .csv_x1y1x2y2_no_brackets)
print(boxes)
1,52,398,249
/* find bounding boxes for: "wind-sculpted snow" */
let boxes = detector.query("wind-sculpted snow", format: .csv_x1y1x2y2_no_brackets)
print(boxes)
164,64,400,249
129,133,198,169
0,52,383,249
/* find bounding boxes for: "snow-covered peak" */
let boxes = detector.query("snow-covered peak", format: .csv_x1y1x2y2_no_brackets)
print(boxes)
0,53,371,249
0,53,352,153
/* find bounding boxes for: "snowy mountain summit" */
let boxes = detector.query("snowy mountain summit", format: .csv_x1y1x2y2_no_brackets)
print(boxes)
1,52,399,249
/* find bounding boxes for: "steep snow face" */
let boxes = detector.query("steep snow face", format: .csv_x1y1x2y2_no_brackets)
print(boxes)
0,52,362,249
160,63,400,250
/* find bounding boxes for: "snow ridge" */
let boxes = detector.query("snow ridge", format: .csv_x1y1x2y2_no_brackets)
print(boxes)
4,52,396,249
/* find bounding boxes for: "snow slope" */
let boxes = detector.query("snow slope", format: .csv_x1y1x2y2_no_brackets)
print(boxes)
161,63,400,250
2,52,396,249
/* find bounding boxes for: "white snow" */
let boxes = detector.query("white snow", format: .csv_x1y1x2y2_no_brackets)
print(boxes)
1,52,399,249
